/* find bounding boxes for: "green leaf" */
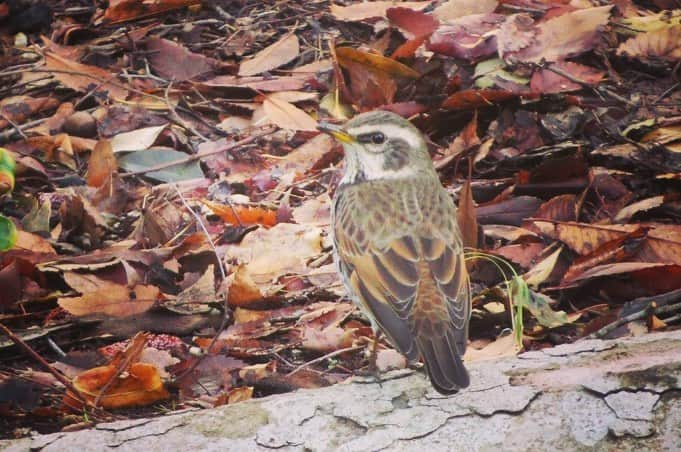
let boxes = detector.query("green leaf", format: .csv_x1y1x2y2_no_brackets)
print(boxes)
118,148,204,183
0,215,18,251
0,147,16,194
526,291,571,328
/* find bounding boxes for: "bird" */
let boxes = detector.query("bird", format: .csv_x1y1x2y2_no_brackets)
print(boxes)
318,110,471,394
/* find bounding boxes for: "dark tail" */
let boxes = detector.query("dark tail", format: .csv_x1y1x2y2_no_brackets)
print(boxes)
417,329,469,394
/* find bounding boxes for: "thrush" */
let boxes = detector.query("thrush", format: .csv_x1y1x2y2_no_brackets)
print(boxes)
318,111,471,394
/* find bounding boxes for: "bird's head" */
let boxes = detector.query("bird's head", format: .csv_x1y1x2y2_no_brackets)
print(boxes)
318,111,433,184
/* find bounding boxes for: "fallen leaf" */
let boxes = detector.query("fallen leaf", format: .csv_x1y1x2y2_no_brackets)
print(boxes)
427,13,505,61
44,51,128,100
58,284,159,317
203,201,278,227
86,140,117,188
118,148,204,182
464,333,517,362
330,1,431,21
335,47,420,79
499,6,613,63
614,196,666,223
617,26,681,62
110,125,168,153
441,89,516,110
457,179,478,249
167,265,216,314
524,246,562,288
262,95,317,131
239,33,300,76
387,7,439,38
72,362,169,409
227,265,264,308
531,62,605,94
433,0,498,21
101,0,200,24
146,38,215,81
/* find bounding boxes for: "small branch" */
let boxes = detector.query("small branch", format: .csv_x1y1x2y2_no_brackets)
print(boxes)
119,127,274,177
585,301,681,340
0,322,84,401
287,345,364,377
0,111,28,139
168,184,231,386
542,63,637,107
164,81,210,142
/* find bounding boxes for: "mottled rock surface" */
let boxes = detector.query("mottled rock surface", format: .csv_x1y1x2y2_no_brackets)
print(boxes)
3,330,680,451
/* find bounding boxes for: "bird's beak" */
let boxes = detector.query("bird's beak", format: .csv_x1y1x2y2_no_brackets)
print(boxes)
317,122,355,144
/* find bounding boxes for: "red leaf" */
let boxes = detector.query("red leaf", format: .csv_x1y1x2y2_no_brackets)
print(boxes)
387,7,439,38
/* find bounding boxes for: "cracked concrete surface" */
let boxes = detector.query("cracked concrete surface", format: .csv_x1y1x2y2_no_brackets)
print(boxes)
2,330,681,451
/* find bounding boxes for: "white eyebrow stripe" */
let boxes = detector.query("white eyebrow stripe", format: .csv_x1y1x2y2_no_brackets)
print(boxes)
348,124,421,149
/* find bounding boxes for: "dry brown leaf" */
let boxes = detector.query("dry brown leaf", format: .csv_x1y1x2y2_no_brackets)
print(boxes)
239,33,300,76
617,26,681,62
222,223,324,285
532,221,636,255
483,225,538,242
101,0,200,24
457,179,478,249
499,6,613,63
168,265,216,314
44,51,128,100
262,95,317,131
203,200,278,227
146,37,215,81
58,284,159,317
464,333,517,362
215,386,253,406
227,265,264,308
330,1,431,21
292,195,331,227
0,96,60,129
110,125,168,153
15,230,56,254
72,362,169,409
614,196,665,223
300,325,352,352
86,140,117,188
434,0,497,21
335,47,421,79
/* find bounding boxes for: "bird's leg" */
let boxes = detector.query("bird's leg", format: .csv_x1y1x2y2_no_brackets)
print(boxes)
367,330,382,377
354,330,384,388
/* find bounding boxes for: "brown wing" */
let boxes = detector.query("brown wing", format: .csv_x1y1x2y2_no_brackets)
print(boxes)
333,183,470,393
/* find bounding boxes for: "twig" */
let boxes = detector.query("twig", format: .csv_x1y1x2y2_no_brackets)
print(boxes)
119,126,274,177
542,63,637,107
585,301,681,340
93,335,147,408
164,81,210,142
0,111,27,139
0,322,84,402
171,184,227,281
168,184,231,385
287,345,364,377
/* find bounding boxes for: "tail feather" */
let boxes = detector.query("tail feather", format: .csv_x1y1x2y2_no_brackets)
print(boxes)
417,332,469,394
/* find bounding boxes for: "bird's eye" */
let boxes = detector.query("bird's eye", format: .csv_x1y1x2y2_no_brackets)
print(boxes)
371,132,386,144
358,132,386,145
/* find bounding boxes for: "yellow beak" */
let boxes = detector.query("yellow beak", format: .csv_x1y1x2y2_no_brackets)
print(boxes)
317,122,355,144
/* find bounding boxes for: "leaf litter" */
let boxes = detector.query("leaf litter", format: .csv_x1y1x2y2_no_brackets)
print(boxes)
0,0,680,437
